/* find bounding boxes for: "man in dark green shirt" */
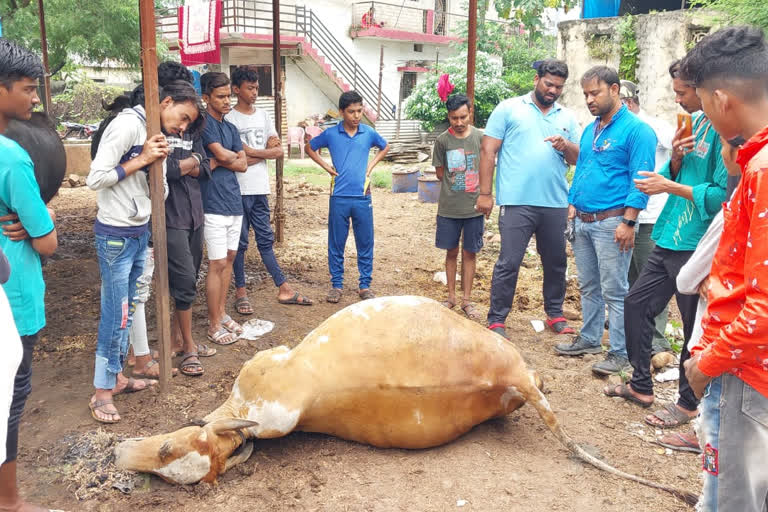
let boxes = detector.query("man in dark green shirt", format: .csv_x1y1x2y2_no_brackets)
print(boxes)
605,60,727,430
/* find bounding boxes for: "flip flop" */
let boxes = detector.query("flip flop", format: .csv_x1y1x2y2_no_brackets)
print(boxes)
131,359,179,379
546,317,576,335
645,402,698,428
221,315,244,335
235,296,254,315
326,288,343,303
278,291,314,306
603,383,654,408
655,431,701,454
208,327,239,346
89,399,120,424
179,353,204,377
113,377,158,396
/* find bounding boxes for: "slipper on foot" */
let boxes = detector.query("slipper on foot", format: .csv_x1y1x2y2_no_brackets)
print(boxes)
179,353,204,377
645,402,697,428
655,431,701,454
208,327,239,346
113,377,157,395
278,291,313,306
89,399,120,424
235,296,254,315
603,383,654,408
546,317,576,335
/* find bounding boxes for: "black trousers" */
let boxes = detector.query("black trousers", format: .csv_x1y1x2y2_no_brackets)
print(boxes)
487,205,568,325
625,247,699,411
167,226,203,311
5,333,36,463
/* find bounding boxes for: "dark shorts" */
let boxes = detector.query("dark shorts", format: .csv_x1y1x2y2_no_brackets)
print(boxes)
435,215,485,253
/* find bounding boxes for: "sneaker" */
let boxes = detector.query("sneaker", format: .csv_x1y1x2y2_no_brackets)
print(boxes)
554,335,602,356
591,352,631,376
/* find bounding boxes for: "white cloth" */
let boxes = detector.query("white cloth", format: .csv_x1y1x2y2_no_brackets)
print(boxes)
183,1,218,53
637,110,675,224
0,286,22,463
204,213,242,260
129,247,154,357
677,210,724,352
225,108,279,195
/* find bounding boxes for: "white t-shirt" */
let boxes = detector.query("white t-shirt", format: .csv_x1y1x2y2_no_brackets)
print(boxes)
224,107,279,196
637,110,675,224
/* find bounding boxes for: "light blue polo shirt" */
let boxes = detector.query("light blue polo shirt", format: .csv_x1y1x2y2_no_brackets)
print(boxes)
484,94,581,208
310,122,387,197
0,135,55,336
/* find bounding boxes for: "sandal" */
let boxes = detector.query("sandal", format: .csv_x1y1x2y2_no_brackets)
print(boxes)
113,377,158,395
655,431,701,454
645,402,698,428
221,315,244,335
235,296,254,315
126,348,160,367
89,399,120,424
546,316,576,335
195,343,217,357
179,353,204,377
207,327,239,346
603,383,654,408
488,323,509,340
326,288,343,303
278,291,314,306
441,298,456,309
358,288,376,300
131,359,179,379
461,302,482,321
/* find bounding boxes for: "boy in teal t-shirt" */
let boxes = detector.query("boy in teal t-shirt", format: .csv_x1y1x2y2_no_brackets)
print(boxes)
0,39,58,512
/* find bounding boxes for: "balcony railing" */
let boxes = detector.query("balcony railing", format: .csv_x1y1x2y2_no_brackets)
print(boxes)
351,1,467,38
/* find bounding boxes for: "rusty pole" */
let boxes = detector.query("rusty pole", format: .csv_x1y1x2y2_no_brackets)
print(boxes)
272,0,285,242
138,0,172,391
376,45,383,120
467,0,477,123
36,0,52,113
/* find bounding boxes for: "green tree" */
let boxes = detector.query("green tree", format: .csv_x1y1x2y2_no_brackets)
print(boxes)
0,0,173,76
404,52,512,132
491,0,579,40
690,0,768,29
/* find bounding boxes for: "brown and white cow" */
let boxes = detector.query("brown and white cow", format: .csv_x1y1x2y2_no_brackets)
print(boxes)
115,296,695,504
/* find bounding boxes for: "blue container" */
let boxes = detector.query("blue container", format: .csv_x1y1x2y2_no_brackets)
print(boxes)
391,169,419,193
418,176,440,203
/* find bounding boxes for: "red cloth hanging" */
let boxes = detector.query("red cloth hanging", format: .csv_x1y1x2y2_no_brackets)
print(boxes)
437,73,454,102
179,1,222,66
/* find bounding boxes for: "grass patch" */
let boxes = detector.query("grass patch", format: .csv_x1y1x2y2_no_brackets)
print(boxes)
277,160,392,189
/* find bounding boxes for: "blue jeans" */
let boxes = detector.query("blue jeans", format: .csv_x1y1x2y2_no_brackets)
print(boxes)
572,216,632,357
698,376,722,511
328,195,374,289
233,195,286,289
93,231,149,390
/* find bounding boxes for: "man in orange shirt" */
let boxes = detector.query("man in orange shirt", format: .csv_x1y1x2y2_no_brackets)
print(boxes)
681,26,768,511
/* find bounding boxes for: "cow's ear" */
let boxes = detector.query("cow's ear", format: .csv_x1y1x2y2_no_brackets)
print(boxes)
208,418,259,434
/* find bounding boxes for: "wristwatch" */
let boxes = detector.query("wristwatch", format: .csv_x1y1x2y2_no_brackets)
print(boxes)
621,217,637,227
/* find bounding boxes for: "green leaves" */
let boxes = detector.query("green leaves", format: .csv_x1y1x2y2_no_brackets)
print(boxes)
691,0,768,30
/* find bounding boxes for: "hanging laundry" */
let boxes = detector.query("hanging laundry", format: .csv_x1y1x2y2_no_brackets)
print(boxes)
179,1,223,66
437,73,454,102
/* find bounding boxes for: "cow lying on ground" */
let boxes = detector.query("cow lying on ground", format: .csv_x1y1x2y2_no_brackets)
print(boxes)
115,296,696,504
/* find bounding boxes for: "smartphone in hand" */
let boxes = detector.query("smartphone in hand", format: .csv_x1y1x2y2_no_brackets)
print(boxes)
677,113,693,139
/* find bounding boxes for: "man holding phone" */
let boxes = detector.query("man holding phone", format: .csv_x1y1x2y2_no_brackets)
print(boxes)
607,60,728,431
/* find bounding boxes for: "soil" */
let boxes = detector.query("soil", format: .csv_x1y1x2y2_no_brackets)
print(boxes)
19,175,698,512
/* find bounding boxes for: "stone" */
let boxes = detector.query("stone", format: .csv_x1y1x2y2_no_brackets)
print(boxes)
67,174,81,187
562,307,581,321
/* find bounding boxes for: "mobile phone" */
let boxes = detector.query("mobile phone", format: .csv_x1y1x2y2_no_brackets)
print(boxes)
677,113,692,139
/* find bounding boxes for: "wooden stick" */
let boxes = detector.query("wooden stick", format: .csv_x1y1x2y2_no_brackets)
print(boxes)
138,0,172,392
36,0,52,113
467,0,477,124
273,0,285,243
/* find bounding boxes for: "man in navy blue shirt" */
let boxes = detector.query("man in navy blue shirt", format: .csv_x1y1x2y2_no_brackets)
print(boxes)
199,72,247,346
556,66,656,377
305,91,389,303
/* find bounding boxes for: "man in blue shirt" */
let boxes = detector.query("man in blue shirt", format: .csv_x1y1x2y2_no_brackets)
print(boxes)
0,38,57,512
305,91,389,303
200,72,247,346
476,59,581,339
556,66,656,377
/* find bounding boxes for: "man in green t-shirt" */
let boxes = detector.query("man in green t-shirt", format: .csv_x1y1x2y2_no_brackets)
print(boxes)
431,94,485,320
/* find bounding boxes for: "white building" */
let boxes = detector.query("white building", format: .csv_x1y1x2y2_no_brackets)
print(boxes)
157,0,505,128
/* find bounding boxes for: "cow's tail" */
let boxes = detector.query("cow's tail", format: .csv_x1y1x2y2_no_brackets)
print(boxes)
523,382,698,506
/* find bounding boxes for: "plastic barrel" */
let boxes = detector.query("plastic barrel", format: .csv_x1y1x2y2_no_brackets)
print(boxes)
391,169,419,193
417,176,440,203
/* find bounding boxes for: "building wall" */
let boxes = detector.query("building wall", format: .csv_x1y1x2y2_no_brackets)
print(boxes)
557,10,715,128
284,59,339,125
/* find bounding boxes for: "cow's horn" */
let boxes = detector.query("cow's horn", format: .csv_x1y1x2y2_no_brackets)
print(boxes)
224,440,254,472
209,418,260,434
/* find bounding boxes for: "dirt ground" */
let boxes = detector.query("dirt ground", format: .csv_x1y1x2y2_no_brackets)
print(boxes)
18,172,699,512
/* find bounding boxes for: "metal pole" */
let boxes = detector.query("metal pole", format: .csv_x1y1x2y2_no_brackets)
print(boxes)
273,0,285,243
376,45,383,120
467,0,477,124
138,0,172,392
37,0,52,114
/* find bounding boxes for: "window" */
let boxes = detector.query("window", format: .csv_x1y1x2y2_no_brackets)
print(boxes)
413,44,423,52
